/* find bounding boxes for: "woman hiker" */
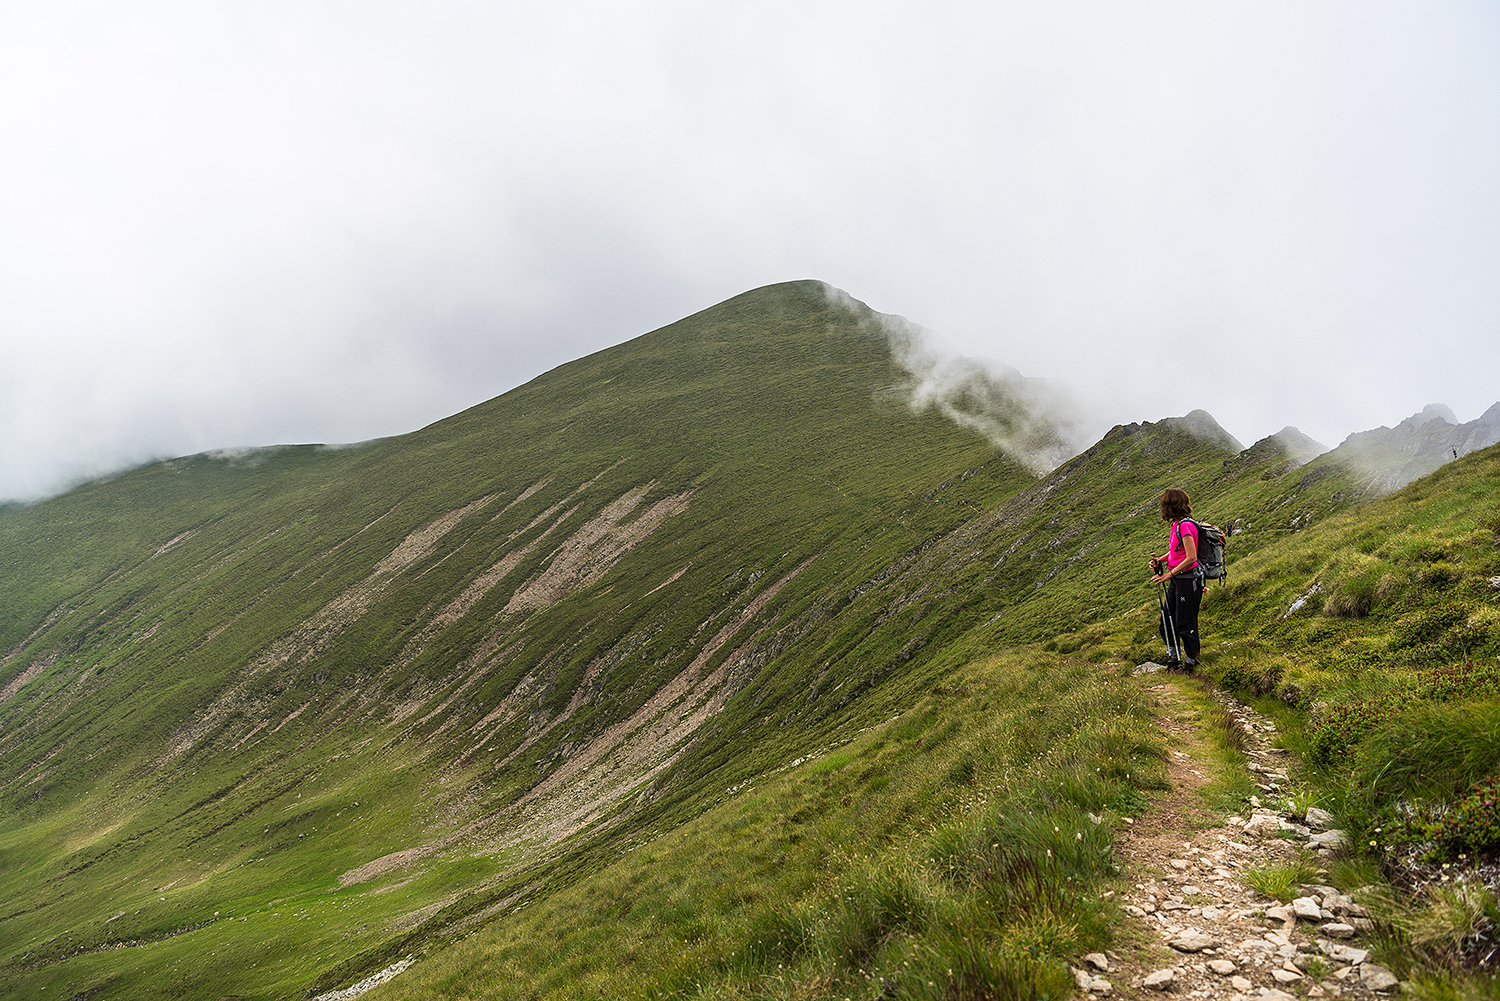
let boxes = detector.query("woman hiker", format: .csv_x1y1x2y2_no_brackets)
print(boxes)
1150,487,1203,670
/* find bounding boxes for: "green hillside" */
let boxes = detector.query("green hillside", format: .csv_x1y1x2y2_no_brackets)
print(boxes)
2,281,1496,1001
0,281,1043,1000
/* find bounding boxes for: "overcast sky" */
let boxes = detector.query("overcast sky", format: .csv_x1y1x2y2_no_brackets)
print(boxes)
3,2,1497,502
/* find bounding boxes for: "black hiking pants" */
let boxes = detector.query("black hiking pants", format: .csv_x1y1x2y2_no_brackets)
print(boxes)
1165,568,1204,663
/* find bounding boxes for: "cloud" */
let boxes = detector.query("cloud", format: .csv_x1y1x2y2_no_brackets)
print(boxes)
825,286,1089,474
2,2,1498,501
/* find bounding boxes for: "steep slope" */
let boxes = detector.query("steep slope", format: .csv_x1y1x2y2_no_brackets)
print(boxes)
330,444,1500,1001
0,281,1048,1000
362,445,1500,1001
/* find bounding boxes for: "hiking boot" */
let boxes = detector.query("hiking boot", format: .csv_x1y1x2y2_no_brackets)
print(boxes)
1184,659,1199,672
1164,657,1183,670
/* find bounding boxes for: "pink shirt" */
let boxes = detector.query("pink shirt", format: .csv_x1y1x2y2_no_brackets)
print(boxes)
1168,519,1199,571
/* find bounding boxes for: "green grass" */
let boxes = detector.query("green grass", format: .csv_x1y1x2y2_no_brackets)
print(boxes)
374,651,1164,1000
1242,859,1324,903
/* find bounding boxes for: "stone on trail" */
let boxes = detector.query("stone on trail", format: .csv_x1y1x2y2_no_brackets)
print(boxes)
1273,968,1304,983
1260,989,1300,1001
1084,952,1110,972
1318,941,1370,965
1266,904,1296,927
1144,969,1176,990
1231,976,1253,992
1242,814,1282,837
1167,932,1217,953
1293,897,1324,920
1208,960,1237,975
1301,884,1340,899
1074,967,1113,993
1319,922,1356,939
1309,829,1347,848
1361,964,1399,991
1304,806,1334,830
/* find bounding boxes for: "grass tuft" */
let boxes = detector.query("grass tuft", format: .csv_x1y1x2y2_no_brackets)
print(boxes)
1243,858,1324,902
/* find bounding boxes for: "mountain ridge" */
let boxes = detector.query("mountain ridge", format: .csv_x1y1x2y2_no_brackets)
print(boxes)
2,282,1497,1000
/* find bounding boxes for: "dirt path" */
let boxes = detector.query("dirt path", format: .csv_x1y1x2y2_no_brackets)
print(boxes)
1073,670,1403,1000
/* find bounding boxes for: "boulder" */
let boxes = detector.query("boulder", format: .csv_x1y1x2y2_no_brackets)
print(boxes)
1208,960,1237,975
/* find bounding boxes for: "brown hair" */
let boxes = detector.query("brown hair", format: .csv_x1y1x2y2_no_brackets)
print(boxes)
1159,487,1192,521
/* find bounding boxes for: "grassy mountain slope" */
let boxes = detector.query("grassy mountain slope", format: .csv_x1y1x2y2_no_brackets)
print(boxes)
3,278,1495,1000
370,446,1500,1001
342,450,1500,1001
1,281,1048,1000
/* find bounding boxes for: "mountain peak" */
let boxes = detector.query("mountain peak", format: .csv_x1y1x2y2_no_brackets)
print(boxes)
1160,410,1244,453
1406,403,1459,428
1271,426,1328,465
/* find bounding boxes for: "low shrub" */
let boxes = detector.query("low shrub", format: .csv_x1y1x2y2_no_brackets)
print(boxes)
1309,699,1402,767
1218,659,1284,696
1404,775,1500,861
1416,561,1464,590
1405,661,1500,703
1391,603,1472,651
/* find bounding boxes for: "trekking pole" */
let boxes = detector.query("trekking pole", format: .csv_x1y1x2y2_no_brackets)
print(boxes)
1154,568,1180,666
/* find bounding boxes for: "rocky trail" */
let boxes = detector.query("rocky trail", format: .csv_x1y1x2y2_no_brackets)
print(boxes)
1074,669,1402,1001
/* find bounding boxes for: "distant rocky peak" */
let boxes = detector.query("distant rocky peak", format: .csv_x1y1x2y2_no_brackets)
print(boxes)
1328,401,1500,495
1269,427,1328,467
1160,409,1244,453
1408,403,1459,427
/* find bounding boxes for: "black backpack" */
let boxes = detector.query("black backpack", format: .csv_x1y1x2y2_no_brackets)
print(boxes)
1188,518,1227,580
